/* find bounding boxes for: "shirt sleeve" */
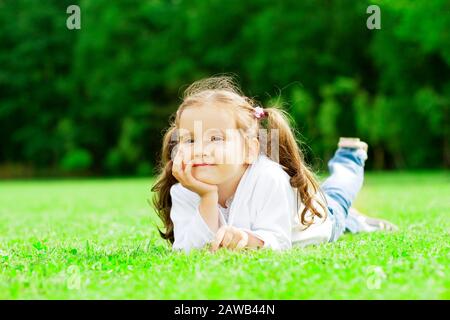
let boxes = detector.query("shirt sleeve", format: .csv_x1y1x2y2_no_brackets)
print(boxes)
241,171,294,250
170,184,220,253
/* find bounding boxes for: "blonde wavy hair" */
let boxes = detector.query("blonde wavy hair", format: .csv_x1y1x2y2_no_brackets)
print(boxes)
151,76,327,243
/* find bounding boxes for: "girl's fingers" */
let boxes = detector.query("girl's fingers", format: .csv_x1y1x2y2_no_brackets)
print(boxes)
174,146,183,164
221,231,234,248
182,148,192,169
235,238,248,250
184,160,202,191
211,226,227,252
227,237,240,250
172,148,183,174
235,231,249,250
211,227,249,251
172,148,189,184
228,230,246,250
184,161,196,185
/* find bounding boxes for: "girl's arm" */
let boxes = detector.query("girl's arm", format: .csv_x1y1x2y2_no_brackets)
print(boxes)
245,231,265,248
209,225,264,252
243,170,294,250
170,184,224,253
198,192,220,233
210,170,294,252
211,172,296,252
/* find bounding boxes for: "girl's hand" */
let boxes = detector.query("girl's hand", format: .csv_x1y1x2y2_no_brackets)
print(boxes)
210,226,249,252
171,146,218,198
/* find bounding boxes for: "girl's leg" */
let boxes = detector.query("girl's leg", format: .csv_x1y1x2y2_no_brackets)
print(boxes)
320,138,368,242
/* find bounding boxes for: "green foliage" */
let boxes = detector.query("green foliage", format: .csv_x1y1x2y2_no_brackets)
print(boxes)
0,0,448,174
61,148,92,171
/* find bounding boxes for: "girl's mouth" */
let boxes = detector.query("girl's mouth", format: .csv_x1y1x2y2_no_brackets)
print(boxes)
193,163,216,167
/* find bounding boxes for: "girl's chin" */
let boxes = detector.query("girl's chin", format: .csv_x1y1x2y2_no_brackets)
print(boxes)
193,172,219,185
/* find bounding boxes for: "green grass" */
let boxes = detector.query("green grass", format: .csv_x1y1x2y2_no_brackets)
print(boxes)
0,171,449,299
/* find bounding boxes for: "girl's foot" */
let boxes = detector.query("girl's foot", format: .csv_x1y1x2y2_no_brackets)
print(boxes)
338,137,368,153
348,207,399,232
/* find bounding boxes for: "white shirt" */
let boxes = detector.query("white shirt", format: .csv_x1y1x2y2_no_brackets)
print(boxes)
169,153,333,253
218,194,234,223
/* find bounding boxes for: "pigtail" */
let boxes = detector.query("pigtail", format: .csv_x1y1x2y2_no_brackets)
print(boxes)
261,106,328,226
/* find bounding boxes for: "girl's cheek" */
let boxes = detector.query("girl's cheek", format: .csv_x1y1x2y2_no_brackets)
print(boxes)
213,146,225,164
223,141,245,164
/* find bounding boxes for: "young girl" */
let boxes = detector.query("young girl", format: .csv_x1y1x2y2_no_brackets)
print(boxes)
152,76,397,253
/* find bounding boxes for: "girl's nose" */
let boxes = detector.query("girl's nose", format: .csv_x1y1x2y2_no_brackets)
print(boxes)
193,140,212,158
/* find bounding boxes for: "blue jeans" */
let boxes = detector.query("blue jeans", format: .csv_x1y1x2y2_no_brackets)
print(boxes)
320,147,368,242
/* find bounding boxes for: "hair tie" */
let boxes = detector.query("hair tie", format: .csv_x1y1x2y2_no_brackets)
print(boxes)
253,106,267,119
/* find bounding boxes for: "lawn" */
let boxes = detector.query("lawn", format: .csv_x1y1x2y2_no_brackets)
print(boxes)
0,171,449,299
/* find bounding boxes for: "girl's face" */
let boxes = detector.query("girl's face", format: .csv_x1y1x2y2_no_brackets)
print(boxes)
176,105,258,185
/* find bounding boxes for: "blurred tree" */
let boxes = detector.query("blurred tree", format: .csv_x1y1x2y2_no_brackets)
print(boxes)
0,0,448,176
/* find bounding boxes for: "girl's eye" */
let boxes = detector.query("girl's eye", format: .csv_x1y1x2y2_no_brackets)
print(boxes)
180,136,222,143
211,136,224,142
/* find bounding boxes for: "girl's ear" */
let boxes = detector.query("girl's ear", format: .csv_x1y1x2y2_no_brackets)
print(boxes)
245,137,260,164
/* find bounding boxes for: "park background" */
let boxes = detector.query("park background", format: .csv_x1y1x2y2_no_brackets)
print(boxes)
0,0,449,177
0,0,449,299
